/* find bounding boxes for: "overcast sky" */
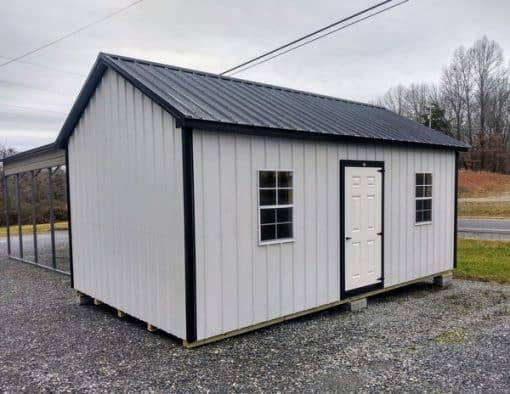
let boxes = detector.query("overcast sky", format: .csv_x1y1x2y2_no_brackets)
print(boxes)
1,0,510,151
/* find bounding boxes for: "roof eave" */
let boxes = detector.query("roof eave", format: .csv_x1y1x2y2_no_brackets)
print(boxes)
178,118,470,152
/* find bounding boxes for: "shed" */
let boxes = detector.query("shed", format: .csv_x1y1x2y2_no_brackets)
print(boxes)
55,53,468,346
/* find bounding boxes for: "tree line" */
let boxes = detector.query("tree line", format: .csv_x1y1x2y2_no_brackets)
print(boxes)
375,36,510,173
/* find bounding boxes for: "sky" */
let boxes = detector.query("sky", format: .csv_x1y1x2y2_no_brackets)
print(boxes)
1,0,510,151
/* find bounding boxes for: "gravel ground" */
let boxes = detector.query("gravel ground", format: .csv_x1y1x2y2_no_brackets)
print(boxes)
0,232,71,272
0,258,509,393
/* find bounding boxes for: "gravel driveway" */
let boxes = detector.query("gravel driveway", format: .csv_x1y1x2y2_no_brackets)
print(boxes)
0,258,509,392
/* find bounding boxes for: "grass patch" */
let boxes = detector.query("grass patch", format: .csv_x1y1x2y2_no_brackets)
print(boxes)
456,238,510,283
434,329,466,345
458,201,510,218
0,222,68,237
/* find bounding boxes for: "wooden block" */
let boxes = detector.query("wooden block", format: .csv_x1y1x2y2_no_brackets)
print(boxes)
117,310,125,319
93,298,102,306
147,323,157,333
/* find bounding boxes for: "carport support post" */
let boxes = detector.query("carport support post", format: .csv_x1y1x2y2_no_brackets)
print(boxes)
15,173,23,259
3,174,10,256
31,170,38,264
48,167,56,269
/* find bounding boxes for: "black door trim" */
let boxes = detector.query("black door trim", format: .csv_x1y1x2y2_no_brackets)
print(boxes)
340,160,385,299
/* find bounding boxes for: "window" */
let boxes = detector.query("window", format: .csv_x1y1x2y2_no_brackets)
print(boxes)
415,173,432,223
258,170,293,243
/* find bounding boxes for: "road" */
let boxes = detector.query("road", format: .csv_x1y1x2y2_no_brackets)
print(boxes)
458,218,510,240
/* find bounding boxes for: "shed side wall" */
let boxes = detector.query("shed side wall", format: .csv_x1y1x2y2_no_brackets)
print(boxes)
193,130,455,340
68,69,186,338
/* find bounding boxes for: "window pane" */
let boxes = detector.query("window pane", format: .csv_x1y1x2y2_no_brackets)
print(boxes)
423,210,432,222
276,207,292,223
277,171,293,188
259,171,276,188
422,199,432,210
278,189,293,205
260,189,276,206
261,224,276,241
425,173,432,185
416,173,424,186
424,185,432,197
416,200,424,211
416,210,423,223
261,209,276,224
277,223,293,239
416,186,424,198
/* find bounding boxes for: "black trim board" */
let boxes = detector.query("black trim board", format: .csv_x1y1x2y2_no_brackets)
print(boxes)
453,151,459,268
340,160,385,299
65,149,74,288
182,127,197,343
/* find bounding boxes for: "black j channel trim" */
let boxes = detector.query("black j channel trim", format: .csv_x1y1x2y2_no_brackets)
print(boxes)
65,149,75,287
340,160,385,299
182,127,197,343
453,151,459,269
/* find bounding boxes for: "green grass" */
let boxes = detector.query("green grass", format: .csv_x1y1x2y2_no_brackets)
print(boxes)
456,238,510,283
0,222,68,237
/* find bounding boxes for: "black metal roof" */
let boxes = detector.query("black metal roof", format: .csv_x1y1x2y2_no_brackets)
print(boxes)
56,53,469,150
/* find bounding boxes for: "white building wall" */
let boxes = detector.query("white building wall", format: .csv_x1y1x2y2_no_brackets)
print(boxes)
68,69,186,339
193,130,455,340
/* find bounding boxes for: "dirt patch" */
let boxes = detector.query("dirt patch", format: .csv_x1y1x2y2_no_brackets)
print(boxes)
459,170,510,198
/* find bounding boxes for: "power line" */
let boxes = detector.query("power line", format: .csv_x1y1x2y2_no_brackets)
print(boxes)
227,0,409,77
0,0,143,69
221,0,393,76
0,56,85,77
0,102,66,115
0,78,75,96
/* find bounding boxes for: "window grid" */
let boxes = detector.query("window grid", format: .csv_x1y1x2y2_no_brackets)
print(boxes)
415,173,432,224
258,170,294,244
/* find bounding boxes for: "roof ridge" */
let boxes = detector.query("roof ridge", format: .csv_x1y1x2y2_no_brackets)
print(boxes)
99,52,385,110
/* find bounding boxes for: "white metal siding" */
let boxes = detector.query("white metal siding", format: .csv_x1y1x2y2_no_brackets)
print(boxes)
68,69,186,339
193,131,455,340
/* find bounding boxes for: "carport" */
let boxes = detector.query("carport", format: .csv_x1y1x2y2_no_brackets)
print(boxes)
2,143,71,275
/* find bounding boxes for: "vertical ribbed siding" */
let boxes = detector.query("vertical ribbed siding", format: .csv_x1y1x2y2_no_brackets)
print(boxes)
193,130,455,340
68,69,186,339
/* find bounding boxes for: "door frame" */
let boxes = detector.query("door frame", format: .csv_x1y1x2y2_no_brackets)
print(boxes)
340,160,385,299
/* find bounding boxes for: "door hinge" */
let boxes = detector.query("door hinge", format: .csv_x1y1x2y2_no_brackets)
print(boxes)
377,169,385,173
377,276,384,281
377,232,383,236
345,236,352,240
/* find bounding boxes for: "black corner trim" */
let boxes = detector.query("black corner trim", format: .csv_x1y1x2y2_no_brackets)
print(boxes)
182,127,197,343
340,160,385,300
65,149,74,288
453,151,459,269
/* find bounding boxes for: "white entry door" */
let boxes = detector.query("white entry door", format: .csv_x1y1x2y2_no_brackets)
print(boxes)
344,165,383,292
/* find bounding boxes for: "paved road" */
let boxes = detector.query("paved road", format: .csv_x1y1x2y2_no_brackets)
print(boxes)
458,218,510,232
458,218,510,240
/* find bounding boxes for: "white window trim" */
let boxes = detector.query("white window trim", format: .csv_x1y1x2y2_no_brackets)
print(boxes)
414,171,433,226
257,169,295,246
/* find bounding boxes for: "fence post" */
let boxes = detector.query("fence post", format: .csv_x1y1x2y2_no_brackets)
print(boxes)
31,170,38,264
3,174,10,256
48,167,56,269
15,173,22,259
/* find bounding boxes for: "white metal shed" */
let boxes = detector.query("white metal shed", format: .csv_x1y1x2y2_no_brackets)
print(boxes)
54,53,469,346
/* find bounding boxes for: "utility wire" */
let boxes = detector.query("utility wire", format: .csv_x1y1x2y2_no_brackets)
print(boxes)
0,79,75,96
221,0,393,76
0,56,85,77
0,0,143,69
0,102,66,115
227,0,409,77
